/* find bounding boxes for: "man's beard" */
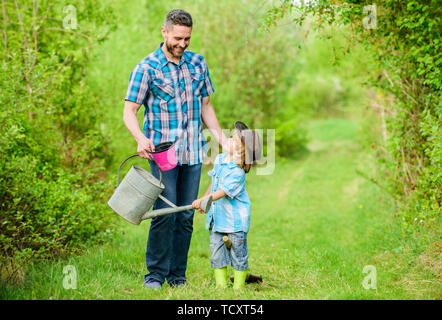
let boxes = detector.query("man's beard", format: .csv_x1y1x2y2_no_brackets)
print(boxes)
165,40,185,59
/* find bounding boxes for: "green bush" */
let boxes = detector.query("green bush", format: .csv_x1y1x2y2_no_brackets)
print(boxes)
274,118,308,158
264,0,441,229
0,0,117,281
272,21,373,155
283,25,370,117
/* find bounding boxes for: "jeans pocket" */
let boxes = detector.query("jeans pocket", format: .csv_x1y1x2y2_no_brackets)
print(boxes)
230,232,247,256
229,232,248,270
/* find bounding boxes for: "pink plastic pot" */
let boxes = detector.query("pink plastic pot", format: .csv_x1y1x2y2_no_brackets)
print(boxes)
151,141,177,171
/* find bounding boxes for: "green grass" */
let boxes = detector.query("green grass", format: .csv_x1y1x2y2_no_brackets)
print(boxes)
2,115,440,299
2,0,439,300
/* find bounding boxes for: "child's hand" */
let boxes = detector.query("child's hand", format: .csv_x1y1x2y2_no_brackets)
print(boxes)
192,198,205,214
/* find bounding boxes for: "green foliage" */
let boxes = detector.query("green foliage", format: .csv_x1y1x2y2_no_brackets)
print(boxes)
263,0,441,228
284,24,372,117
274,117,308,158
0,0,117,279
186,0,293,128
360,0,441,227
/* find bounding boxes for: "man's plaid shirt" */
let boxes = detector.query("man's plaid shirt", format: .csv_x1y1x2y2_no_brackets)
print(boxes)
125,42,215,165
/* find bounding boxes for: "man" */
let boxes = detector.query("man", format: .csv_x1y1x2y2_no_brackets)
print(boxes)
123,9,228,289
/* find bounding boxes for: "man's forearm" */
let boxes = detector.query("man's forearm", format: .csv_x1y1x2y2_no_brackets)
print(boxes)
123,101,145,142
201,101,228,149
123,100,155,159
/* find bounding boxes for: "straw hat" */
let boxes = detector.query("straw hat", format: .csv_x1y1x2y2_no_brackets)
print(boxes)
234,121,262,173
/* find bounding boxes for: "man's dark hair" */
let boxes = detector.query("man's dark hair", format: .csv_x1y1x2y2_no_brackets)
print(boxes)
164,9,193,30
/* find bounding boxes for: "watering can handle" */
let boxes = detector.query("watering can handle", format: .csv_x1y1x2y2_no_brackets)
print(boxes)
116,154,162,187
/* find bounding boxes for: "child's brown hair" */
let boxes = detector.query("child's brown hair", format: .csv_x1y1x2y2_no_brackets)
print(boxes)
232,130,261,174
232,132,247,172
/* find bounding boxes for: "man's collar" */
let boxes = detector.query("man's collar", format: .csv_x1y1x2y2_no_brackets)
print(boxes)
155,42,189,67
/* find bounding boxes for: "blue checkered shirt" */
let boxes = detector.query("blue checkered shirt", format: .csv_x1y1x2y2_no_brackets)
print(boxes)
205,153,251,233
125,42,215,165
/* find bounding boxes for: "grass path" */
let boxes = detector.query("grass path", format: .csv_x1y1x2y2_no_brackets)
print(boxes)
1,117,440,299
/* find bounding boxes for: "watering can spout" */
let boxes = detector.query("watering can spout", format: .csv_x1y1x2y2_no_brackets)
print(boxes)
141,196,213,221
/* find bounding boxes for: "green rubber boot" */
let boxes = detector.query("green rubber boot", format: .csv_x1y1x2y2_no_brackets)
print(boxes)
214,267,227,288
233,270,247,291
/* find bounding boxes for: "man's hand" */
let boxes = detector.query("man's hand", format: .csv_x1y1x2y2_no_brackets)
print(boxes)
137,135,155,160
192,198,206,214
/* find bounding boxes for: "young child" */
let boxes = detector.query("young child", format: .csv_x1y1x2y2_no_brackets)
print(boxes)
192,121,262,290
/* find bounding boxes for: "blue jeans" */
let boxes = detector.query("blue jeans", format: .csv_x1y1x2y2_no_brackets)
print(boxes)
144,160,202,285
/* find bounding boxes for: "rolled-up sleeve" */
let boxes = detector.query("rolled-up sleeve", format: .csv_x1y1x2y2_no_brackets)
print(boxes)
220,169,245,199
125,64,150,105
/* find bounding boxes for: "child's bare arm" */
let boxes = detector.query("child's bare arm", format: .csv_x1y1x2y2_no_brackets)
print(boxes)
202,182,227,201
209,189,227,201
192,182,227,213
202,182,212,198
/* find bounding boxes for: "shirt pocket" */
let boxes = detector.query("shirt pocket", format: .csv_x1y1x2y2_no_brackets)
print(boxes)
152,75,175,102
190,69,205,96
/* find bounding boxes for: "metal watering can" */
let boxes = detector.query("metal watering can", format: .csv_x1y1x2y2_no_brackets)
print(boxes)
108,154,212,225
